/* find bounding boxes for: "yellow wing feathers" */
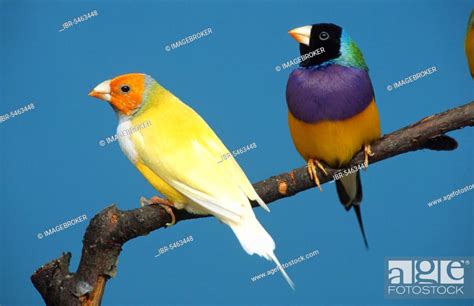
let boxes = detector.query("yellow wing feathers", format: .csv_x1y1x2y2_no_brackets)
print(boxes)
129,90,266,221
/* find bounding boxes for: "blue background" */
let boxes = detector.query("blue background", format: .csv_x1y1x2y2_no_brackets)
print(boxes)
1,0,473,305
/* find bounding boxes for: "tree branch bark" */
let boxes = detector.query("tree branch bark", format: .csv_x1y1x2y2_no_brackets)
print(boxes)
31,101,474,306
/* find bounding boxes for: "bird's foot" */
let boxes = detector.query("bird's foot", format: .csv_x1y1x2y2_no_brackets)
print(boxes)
307,159,328,192
140,196,176,227
363,144,374,169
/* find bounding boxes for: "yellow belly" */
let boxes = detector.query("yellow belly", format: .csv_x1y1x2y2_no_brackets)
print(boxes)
288,99,381,167
135,161,187,209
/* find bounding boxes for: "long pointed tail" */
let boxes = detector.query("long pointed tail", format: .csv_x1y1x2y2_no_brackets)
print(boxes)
267,251,295,290
353,205,369,249
229,217,295,289
336,171,369,249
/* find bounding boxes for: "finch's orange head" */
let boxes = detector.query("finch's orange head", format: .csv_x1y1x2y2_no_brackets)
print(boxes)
89,73,151,116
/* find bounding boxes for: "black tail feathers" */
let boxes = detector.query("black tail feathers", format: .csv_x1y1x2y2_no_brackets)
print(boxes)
335,171,368,249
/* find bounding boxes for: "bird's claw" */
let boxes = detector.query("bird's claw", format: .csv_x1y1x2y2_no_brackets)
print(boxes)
307,159,327,192
363,144,374,169
160,205,176,227
140,196,176,227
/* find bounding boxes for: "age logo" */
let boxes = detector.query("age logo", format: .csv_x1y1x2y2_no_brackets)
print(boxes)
385,258,473,299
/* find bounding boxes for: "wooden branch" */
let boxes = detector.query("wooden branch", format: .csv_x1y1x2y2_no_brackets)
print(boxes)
31,101,474,306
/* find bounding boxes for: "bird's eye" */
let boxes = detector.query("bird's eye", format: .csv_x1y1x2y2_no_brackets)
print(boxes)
319,31,329,41
120,85,130,93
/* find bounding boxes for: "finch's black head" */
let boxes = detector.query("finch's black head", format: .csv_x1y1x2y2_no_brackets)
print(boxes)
289,23,342,67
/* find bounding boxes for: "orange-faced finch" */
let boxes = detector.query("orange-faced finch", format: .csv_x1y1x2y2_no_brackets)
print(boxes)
89,73,295,289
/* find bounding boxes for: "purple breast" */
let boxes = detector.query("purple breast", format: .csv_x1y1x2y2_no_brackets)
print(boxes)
286,64,374,123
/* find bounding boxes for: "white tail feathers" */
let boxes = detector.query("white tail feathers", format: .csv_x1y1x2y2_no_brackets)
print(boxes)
229,217,295,289
268,251,296,290
255,196,270,212
229,217,275,258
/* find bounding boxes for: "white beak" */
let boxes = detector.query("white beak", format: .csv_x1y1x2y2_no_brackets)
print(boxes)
288,25,312,46
89,80,112,102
